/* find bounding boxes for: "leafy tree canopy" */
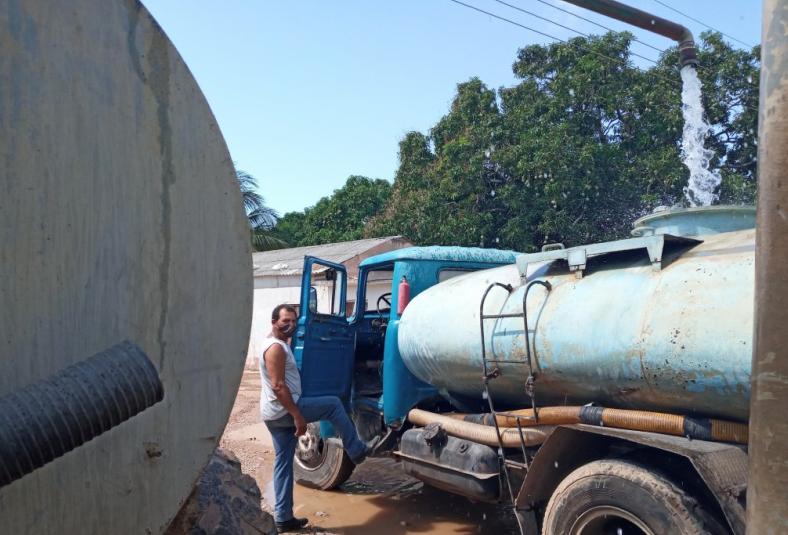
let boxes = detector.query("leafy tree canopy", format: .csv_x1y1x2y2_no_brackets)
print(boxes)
369,31,759,251
273,175,392,247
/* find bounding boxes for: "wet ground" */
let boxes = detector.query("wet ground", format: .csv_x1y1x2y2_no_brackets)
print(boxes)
220,369,520,534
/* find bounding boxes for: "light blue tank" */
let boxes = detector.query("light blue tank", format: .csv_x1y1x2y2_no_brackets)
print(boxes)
398,206,755,422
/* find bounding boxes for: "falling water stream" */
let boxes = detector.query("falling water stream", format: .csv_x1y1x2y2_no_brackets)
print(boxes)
680,65,721,206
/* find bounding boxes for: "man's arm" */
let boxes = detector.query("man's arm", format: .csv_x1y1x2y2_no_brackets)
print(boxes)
264,343,307,436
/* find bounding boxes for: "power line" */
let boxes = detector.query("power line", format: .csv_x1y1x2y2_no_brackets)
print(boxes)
447,0,684,90
529,0,727,82
650,0,755,48
447,0,759,117
532,0,667,56
532,0,758,96
449,0,576,47
491,0,660,64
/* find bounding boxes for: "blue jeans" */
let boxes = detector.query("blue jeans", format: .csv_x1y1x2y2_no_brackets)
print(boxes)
264,395,366,522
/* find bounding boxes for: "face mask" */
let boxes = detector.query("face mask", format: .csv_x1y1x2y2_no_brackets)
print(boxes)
281,323,296,336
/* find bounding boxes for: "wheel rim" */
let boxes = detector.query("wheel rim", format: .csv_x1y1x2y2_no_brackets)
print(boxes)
569,505,655,535
294,423,328,471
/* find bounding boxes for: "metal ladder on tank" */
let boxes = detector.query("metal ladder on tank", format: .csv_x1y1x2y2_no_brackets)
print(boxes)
478,280,552,531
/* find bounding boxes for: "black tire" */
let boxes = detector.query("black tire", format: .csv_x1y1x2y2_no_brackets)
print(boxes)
542,459,727,535
293,423,356,490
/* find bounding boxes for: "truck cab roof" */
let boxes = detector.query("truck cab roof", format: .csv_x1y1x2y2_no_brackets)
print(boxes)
359,245,519,269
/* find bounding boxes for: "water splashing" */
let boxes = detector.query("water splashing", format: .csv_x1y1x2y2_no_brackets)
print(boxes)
680,66,721,206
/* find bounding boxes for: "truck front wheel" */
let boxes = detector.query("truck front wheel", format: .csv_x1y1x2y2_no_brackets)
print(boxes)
293,423,356,490
542,459,726,535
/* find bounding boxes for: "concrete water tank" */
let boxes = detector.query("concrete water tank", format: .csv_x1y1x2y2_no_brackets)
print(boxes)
0,1,251,532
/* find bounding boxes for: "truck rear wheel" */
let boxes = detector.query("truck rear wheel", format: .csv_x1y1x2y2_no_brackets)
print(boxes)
542,459,725,535
293,423,356,490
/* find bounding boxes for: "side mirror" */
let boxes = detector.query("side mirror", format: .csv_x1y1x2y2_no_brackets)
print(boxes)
308,286,318,313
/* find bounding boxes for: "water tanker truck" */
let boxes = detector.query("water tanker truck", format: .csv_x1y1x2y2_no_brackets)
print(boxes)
1,0,778,533
292,205,753,535
288,3,764,532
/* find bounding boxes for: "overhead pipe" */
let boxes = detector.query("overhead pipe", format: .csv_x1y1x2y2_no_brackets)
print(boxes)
562,0,698,67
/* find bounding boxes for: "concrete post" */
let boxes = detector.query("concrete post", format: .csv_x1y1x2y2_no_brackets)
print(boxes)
747,1,788,533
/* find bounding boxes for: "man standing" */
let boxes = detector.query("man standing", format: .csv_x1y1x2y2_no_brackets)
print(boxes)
260,304,370,533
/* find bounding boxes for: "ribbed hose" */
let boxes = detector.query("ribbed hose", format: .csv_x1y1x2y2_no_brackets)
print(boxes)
457,406,583,427
0,341,164,488
452,406,749,445
407,408,553,448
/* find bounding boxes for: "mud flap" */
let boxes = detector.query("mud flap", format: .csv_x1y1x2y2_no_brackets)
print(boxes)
514,509,539,535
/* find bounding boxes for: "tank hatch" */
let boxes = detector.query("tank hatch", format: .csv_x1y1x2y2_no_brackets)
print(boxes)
632,205,756,238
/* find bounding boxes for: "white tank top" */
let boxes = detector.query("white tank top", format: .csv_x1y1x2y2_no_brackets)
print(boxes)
258,336,302,421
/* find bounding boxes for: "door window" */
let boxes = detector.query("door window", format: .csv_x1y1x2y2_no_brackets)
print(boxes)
308,266,347,318
296,256,353,400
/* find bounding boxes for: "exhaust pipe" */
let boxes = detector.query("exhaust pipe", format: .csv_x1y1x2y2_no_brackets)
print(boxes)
562,0,698,67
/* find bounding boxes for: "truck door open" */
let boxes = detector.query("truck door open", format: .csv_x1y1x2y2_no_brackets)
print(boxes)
293,256,355,403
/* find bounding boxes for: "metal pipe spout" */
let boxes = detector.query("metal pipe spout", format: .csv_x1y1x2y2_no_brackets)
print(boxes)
563,0,699,67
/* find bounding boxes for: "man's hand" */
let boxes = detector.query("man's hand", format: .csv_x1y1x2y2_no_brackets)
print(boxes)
294,414,307,437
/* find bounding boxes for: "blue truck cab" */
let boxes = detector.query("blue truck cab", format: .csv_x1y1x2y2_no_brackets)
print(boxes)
290,246,517,489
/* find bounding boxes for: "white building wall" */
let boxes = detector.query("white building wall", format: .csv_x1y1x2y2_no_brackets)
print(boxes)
248,284,301,369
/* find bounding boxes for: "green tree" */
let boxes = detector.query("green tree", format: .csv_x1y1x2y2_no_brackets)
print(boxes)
369,79,506,246
371,31,759,251
691,33,760,204
271,211,307,247
367,131,435,243
273,175,392,246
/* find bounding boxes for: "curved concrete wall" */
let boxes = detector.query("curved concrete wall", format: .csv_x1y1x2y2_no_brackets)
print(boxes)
0,1,251,532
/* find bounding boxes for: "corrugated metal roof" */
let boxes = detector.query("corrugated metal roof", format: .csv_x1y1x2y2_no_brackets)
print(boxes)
251,236,409,277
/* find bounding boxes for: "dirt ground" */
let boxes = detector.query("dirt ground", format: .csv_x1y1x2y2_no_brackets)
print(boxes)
220,369,520,534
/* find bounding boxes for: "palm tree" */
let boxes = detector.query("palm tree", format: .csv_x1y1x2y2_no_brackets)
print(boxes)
236,168,288,251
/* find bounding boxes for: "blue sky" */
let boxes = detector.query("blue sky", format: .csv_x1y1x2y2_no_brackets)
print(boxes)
142,1,762,215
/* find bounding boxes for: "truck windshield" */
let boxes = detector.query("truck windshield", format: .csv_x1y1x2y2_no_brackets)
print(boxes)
363,268,394,314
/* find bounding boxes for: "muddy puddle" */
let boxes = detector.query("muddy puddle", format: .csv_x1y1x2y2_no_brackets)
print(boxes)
222,370,520,534
267,458,519,534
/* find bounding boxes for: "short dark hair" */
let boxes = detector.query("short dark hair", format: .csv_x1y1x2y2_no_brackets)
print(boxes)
272,304,297,322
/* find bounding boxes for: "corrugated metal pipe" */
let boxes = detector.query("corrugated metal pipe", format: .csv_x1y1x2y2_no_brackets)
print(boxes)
562,0,698,67
452,406,748,445
407,408,553,448
0,341,164,488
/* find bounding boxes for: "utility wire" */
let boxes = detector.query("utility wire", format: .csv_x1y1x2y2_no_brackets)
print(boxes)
527,0,711,80
650,0,755,48
491,0,660,64
532,0,666,56
447,0,684,90
449,0,576,48
532,0,758,95
447,0,759,116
